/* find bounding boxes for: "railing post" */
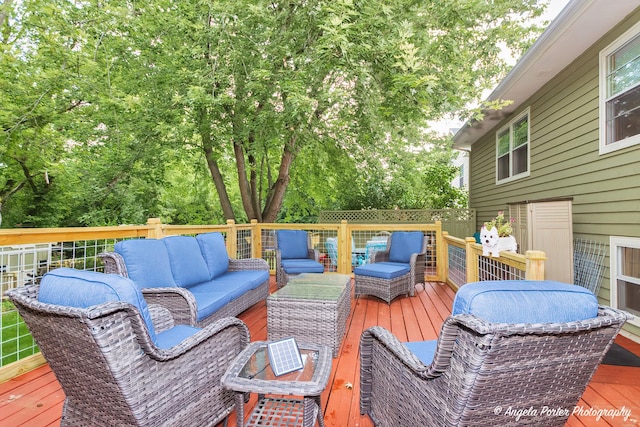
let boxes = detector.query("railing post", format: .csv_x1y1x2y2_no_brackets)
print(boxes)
226,219,237,258
338,220,349,274
525,250,546,280
251,219,261,259
435,221,445,281
465,237,479,283
440,230,449,283
146,218,165,239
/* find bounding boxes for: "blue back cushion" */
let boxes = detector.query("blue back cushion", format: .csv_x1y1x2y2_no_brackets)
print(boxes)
277,230,310,259
163,236,211,287
38,268,157,342
115,239,176,288
452,280,599,323
388,231,424,263
196,232,230,278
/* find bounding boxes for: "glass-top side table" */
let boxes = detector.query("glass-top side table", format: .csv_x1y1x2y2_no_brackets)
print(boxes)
221,341,332,427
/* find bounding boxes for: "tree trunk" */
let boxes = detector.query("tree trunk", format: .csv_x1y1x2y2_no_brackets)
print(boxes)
261,135,296,222
233,138,260,222
201,132,236,221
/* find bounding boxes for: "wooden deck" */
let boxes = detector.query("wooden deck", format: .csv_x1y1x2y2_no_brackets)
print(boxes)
1,278,639,427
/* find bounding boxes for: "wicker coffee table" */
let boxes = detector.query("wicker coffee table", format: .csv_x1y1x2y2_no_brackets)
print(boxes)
221,341,332,427
267,273,351,357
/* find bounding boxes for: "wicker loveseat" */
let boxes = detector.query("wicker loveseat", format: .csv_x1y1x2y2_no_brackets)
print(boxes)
7,268,250,427
100,232,269,327
360,280,632,426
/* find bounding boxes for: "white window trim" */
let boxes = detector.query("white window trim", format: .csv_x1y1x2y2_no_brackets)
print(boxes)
599,21,640,155
495,108,531,185
609,236,640,328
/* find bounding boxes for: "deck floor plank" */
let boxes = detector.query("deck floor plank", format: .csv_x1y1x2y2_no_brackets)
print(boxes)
1,277,638,427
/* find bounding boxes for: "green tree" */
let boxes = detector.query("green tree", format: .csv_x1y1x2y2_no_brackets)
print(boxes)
81,0,544,222
1,0,546,226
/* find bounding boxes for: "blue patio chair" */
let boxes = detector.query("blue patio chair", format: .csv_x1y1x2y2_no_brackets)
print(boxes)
6,268,249,427
354,231,426,303
360,280,633,426
276,230,324,287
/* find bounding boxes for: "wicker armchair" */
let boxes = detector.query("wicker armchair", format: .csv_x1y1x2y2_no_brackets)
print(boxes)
7,268,250,427
354,231,427,303
360,280,632,426
275,230,324,287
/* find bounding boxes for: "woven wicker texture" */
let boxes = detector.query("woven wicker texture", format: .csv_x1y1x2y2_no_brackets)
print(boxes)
222,341,332,427
354,272,410,305
354,232,427,303
100,251,269,327
7,284,251,427
360,307,631,427
267,274,351,357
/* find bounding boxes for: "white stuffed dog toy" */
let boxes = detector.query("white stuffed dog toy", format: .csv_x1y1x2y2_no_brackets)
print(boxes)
480,225,500,257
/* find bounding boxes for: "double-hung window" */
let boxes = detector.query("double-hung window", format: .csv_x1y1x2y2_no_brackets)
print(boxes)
496,108,530,184
610,236,640,327
600,22,640,154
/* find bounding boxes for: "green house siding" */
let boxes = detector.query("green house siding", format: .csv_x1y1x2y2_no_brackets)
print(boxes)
468,7,640,338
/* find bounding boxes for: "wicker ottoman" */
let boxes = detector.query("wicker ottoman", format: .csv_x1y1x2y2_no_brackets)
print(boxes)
267,273,351,357
354,263,411,304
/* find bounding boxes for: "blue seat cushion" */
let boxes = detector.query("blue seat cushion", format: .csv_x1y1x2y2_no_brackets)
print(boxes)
38,268,157,343
354,262,410,280
214,270,270,296
196,232,230,278
155,325,201,349
163,236,211,287
115,239,176,288
280,258,324,274
277,230,310,260
388,231,424,263
405,339,438,365
452,280,599,323
184,284,234,322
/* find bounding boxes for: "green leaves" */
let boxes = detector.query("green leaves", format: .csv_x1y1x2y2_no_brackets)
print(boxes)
0,0,544,226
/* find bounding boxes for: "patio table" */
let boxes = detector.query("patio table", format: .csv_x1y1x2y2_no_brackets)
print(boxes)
221,341,332,427
267,273,351,357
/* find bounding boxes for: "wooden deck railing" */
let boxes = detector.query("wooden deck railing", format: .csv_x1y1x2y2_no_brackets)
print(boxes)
0,218,545,382
442,232,546,290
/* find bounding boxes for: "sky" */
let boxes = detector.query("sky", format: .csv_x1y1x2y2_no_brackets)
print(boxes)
429,0,572,135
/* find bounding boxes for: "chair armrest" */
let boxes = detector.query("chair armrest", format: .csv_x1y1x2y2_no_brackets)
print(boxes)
371,250,390,263
147,316,250,361
409,252,427,289
142,287,199,327
148,304,175,332
308,248,320,262
360,326,429,374
99,252,198,326
98,252,128,277
360,326,433,414
228,257,270,271
87,303,250,361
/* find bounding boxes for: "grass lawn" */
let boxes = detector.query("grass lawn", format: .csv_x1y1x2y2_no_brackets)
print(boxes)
1,300,38,367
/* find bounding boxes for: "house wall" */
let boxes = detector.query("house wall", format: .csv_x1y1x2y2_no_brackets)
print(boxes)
468,7,640,336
